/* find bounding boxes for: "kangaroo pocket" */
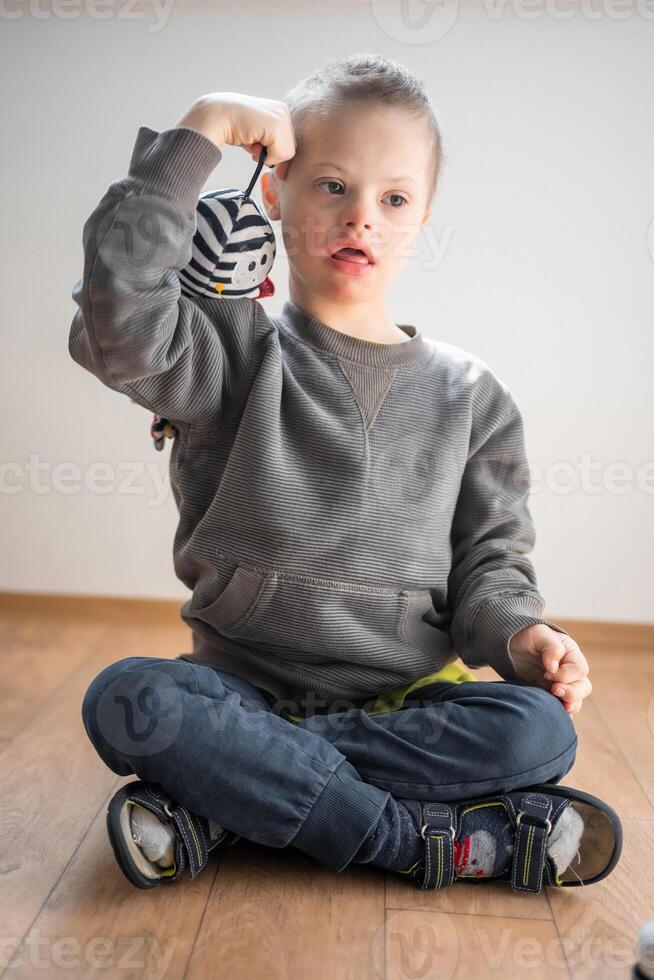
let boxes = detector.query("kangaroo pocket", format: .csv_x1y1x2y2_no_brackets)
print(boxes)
192,550,455,672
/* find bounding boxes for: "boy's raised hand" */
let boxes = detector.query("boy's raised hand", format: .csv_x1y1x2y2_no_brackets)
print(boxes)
508,624,592,717
176,92,296,178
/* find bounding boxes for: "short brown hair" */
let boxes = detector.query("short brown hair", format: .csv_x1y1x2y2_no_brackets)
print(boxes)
282,52,445,205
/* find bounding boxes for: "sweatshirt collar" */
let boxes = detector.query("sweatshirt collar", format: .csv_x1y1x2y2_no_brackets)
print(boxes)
279,300,433,367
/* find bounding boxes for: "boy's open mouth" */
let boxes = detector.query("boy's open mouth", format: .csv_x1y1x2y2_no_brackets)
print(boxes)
328,242,375,266
331,247,370,265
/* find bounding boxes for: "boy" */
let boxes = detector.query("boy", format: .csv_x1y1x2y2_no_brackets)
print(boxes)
72,54,620,892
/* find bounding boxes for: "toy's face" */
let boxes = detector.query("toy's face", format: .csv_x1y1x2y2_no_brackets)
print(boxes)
232,238,275,288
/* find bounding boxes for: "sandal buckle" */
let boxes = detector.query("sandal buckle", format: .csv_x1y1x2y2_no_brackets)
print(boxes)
516,810,552,834
420,822,456,841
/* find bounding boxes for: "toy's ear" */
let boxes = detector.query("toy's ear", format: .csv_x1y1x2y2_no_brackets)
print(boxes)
178,147,276,301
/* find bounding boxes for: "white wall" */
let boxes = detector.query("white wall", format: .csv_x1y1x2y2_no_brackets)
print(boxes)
1,1,653,621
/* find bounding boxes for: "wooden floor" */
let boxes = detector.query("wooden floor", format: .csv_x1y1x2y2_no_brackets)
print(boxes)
0,593,652,980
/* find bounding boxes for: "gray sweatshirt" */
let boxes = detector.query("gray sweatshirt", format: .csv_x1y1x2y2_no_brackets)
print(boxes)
69,124,566,710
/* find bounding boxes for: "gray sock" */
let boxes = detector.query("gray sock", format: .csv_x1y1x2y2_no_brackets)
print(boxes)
350,797,421,871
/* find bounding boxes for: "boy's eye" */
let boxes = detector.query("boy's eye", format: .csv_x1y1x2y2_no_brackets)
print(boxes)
382,193,409,209
317,180,408,209
318,179,345,196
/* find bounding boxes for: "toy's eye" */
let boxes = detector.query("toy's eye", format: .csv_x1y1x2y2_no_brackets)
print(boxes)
232,241,274,287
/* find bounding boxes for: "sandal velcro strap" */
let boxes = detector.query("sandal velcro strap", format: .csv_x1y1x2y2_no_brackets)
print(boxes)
416,802,458,890
507,791,569,893
398,783,622,893
401,791,566,893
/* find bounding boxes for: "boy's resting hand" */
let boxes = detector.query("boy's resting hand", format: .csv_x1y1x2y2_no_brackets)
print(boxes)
508,624,592,717
176,92,296,179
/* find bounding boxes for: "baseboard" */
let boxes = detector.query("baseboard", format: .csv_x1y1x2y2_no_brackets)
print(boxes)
0,590,651,651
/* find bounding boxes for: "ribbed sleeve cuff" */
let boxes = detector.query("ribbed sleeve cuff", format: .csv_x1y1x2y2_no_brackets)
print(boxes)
127,125,223,217
464,592,568,681
289,760,390,873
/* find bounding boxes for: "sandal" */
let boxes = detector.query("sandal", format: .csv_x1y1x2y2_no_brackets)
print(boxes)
396,782,623,892
106,780,241,889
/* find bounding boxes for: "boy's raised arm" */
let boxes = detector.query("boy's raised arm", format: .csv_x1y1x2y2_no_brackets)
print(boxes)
68,123,250,426
68,94,295,427
447,382,567,682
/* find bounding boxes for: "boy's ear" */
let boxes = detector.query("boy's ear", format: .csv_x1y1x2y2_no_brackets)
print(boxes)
261,171,281,221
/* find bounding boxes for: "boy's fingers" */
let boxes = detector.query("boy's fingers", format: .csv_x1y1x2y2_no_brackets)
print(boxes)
550,675,592,706
533,632,569,676
542,641,589,680
266,133,295,167
264,128,296,167
543,662,583,682
237,138,291,168
553,687,581,715
543,659,589,683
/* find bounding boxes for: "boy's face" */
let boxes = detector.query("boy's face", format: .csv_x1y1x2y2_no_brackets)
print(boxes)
261,103,433,308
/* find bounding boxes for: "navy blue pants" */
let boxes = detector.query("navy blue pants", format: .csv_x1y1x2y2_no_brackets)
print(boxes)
81,655,578,873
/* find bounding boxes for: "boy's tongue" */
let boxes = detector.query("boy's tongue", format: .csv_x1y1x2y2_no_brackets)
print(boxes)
332,247,369,265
